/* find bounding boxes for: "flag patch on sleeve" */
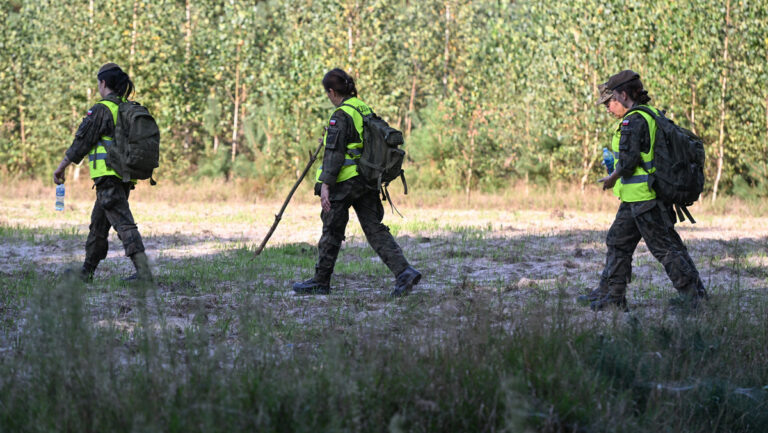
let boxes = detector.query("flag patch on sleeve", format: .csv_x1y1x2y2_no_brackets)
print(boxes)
622,119,630,126
329,119,336,126
87,110,93,116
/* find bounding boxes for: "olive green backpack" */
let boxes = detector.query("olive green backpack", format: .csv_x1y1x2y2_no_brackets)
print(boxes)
104,95,160,184
342,104,408,212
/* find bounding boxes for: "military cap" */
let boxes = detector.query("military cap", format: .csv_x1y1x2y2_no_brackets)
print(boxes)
597,83,613,105
97,62,122,78
597,70,641,104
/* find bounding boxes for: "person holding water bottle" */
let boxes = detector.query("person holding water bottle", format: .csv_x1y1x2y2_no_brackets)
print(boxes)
53,63,153,284
576,71,707,311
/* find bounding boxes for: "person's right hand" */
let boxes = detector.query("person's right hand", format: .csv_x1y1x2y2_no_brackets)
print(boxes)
320,183,331,212
318,126,328,145
53,168,65,185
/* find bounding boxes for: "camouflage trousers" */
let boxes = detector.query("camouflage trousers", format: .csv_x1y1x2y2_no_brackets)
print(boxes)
84,176,145,270
598,200,704,297
314,178,409,285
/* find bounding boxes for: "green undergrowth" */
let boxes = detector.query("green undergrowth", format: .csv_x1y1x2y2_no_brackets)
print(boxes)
0,270,766,432
0,224,83,242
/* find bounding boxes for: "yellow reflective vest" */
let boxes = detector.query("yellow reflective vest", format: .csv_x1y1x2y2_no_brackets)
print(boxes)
611,105,659,202
88,98,123,179
315,97,372,184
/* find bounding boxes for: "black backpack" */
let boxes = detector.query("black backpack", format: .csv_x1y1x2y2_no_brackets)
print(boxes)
628,106,705,223
104,96,160,184
342,104,408,210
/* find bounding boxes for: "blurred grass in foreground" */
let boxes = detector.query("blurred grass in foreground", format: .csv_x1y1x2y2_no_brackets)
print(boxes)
0,257,766,432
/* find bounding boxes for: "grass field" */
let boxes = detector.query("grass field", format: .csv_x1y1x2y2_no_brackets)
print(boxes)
1,179,767,432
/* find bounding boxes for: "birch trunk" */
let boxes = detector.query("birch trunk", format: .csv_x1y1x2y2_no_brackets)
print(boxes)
406,74,417,138
711,0,730,203
231,42,242,163
183,0,192,149
443,2,450,95
129,0,138,76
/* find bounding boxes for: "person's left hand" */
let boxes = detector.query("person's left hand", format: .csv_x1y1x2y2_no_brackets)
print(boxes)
598,173,618,190
320,183,331,212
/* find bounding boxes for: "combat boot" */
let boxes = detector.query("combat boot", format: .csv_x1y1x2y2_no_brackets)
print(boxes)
669,282,708,311
63,264,95,283
292,278,331,295
391,266,422,297
590,294,629,312
125,252,154,283
576,286,609,305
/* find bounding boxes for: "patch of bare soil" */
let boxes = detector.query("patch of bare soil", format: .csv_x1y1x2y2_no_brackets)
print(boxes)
3,198,768,341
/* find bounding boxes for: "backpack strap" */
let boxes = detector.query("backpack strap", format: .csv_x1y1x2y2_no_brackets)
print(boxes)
625,106,661,177
339,103,368,160
341,103,367,116
679,205,696,224
381,182,404,218
625,105,660,120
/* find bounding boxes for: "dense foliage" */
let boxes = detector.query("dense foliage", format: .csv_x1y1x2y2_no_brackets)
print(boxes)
1,0,766,197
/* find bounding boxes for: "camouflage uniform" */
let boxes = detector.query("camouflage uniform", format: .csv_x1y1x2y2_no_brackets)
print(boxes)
596,109,706,303
65,97,146,272
312,102,410,285
599,200,705,299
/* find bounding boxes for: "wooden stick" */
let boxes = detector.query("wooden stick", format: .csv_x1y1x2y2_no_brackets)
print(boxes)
254,140,324,256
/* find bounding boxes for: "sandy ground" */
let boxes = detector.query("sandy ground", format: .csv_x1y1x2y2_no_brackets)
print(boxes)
2,196,768,337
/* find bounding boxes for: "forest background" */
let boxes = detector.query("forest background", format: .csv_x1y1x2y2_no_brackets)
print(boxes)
1,0,766,202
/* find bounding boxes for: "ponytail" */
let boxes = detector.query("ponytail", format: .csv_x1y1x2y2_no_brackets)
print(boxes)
614,78,651,105
97,63,135,99
322,68,357,97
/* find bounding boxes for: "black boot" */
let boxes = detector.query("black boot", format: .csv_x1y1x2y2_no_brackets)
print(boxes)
391,266,422,297
669,282,708,311
590,294,629,312
63,264,95,283
125,252,154,283
292,278,331,295
577,286,608,305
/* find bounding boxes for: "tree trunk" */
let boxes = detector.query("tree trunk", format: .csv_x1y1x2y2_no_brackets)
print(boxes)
75,0,94,181
712,0,730,203
240,83,248,150
690,82,697,135
406,74,417,137
231,42,242,163
347,22,353,67
579,126,598,191
580,71,599,191
465,115,475,205
183,0,192,150
295,104,302,179
129,0,138,76
443,2,450,96
72,106,81,180
13,59,26,163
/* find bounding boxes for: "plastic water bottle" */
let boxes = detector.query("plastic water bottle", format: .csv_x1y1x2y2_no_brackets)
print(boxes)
55,184,65,211
602,148,615,175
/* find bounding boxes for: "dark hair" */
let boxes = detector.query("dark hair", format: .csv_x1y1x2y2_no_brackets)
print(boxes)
614,77,651,105
322,68,357,97
98,66,135,99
